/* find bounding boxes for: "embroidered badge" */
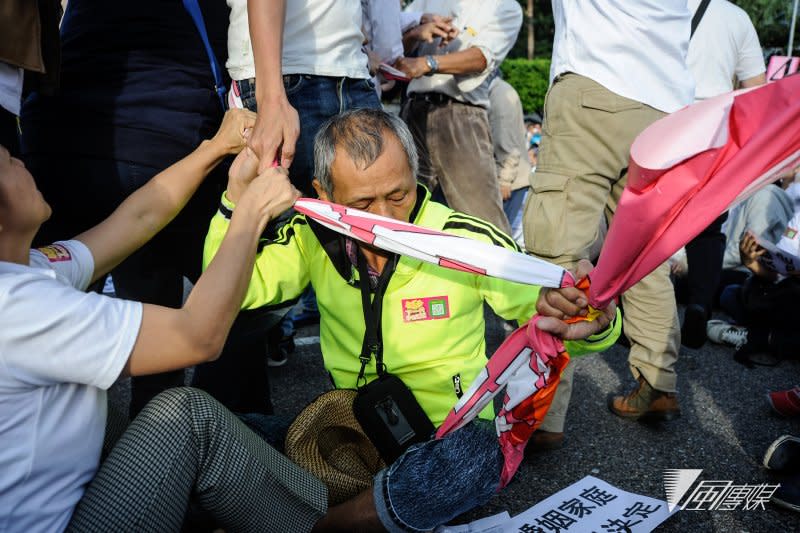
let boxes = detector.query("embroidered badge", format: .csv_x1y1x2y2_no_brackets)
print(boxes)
37,244,71,263
785,227,798,240
402,296,450,322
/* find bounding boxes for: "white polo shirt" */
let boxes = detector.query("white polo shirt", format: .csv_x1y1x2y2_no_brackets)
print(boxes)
405,0,523,108
0,240,141,533
226,0,370,81
687,0,765,101
550,0,695,113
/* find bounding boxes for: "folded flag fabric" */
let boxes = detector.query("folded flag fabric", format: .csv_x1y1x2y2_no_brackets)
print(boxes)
294,198,569,288
590,75,800,308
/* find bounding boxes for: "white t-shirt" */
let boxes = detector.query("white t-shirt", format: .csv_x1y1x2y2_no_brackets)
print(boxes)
0,241,142,533
550,0,695,113
226,0,370,81
687,0,765,101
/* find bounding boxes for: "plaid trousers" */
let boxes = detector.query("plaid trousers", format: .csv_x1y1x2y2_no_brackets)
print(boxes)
68,387,327,532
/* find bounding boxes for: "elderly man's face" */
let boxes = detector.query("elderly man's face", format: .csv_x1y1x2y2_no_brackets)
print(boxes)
316,131,417,222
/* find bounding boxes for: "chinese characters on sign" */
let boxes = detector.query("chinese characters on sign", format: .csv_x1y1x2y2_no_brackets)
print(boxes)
509,476,676,533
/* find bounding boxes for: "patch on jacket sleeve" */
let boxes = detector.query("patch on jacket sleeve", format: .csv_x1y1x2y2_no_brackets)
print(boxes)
402,296,450,322
37,244,72,262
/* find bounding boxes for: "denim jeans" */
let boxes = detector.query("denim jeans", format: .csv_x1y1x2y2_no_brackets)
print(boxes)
373,419,501,532
234,75,380,195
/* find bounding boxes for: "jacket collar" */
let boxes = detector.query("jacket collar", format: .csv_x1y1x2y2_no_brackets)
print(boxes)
308,184,431,284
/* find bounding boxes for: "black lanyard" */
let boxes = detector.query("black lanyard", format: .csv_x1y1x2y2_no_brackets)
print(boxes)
356,249,398,387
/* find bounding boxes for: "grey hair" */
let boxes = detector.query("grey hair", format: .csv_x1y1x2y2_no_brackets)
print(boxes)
313,108,419,197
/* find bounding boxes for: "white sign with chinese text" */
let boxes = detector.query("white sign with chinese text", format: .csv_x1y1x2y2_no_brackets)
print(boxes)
507,476,676,533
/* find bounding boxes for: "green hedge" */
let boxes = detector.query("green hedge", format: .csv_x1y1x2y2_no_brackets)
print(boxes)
499,58,551,114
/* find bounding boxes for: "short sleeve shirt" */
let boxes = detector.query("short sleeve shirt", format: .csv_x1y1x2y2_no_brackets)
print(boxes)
0,240,142,533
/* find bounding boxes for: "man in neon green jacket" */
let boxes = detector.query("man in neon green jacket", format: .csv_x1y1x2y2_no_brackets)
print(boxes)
203,109,620,532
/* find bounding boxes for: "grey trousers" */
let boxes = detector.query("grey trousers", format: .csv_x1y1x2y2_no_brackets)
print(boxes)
401,97,512,234
68,388,327,533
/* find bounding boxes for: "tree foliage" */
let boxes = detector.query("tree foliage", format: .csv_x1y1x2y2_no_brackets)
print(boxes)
499,58,551,113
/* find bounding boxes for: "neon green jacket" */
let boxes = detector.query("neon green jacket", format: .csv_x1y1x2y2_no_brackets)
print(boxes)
204,186,621,425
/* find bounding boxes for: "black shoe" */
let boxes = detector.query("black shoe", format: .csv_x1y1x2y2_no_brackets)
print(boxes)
266,326,294,368
681,304,708,349
772,473,800,513
764,435,800,472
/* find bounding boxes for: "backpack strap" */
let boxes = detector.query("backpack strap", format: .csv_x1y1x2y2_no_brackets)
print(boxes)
182,0,226,109
691,0,712,39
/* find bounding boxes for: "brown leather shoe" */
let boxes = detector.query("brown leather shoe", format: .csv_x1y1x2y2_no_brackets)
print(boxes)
609,376,680,421
526,430,565,453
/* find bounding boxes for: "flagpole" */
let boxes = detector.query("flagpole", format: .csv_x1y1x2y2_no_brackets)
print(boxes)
790,0,799,58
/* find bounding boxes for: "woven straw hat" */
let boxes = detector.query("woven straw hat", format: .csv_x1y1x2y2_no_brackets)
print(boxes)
286,389,386,505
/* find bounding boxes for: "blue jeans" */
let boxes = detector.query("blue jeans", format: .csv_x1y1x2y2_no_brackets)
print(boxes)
235,75,380,195
374,419,501,532
503,187,529,246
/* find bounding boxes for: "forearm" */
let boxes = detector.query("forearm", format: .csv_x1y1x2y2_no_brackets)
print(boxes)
249,0,286,103
434,48,487,75
125,212,266,377
78,139,228,284
739,73,766,89
183,212,265,354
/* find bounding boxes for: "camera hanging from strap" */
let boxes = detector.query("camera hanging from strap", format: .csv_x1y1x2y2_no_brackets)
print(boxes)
351,249,435,464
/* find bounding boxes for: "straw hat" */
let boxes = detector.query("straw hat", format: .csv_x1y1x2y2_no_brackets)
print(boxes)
286,389,386,505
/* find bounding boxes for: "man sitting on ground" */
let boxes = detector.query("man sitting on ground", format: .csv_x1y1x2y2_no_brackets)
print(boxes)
204,109,621,532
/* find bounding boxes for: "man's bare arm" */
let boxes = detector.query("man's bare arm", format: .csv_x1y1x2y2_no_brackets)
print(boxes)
395,48,487,79
739,73,766,89
247,0,299,172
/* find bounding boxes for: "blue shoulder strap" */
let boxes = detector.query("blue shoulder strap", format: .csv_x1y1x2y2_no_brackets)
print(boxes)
183,0,227,109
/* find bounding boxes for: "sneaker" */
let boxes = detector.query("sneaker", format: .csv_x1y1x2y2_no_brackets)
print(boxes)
772,473,800,513
763,435,800,472
266,328,294,368
706,320,748,349
681,304,709,349
767,386,800,417
609,376,680,421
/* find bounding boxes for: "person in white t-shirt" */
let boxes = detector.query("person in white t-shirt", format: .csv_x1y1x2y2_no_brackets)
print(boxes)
231,0,381,191
0,109,328,532
522,1,695,448
679,0,767,348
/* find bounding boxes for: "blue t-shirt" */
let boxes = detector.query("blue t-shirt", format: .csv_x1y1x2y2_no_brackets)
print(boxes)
21,0,230,168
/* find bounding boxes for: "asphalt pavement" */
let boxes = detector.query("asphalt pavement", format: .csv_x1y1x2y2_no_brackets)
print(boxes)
267,306,800,532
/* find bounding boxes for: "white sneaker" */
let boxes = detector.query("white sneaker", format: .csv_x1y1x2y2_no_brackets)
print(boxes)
706,320,748,349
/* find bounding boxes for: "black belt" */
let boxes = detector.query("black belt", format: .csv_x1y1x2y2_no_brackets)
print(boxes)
409,92,463,106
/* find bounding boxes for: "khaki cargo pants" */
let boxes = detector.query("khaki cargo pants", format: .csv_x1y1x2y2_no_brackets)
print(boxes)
523,73,680,432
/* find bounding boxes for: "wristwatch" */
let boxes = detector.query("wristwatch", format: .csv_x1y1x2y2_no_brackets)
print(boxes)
424,55,439,76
